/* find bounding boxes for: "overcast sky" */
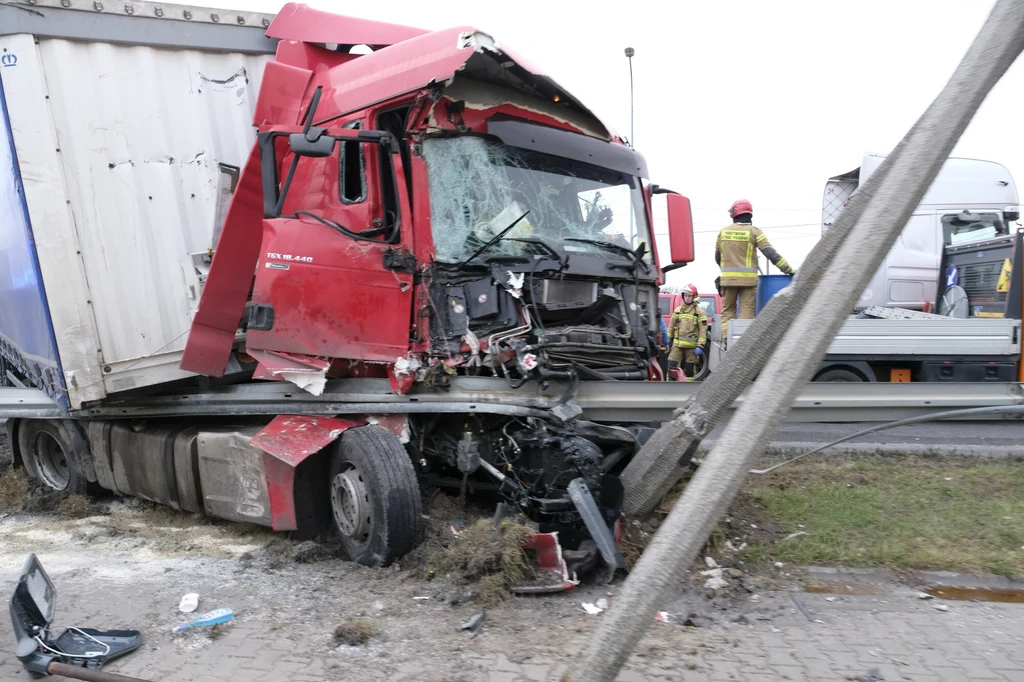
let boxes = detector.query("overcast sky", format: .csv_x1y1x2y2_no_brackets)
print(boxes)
216,0,1019,292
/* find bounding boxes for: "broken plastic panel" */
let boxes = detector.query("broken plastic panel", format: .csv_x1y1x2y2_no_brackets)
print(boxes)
422,137,652,264
10,554,142,676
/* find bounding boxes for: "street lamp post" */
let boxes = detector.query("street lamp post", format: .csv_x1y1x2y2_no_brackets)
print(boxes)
624,47,636,241
624,47,635,148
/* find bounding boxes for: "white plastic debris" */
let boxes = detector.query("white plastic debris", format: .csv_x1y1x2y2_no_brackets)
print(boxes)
723,541,737,552
654,611,673,624
825,597,838,602
582,602,604,615
280,371,326,396
704,556,719,568
933,604,951,612
774,562,785,569
595,598,609,611
916,592,934,600
784,531,807,541
506,272,525,298
704,576,729,590
178,593,199,614
393,354,422,377
413,596,431,601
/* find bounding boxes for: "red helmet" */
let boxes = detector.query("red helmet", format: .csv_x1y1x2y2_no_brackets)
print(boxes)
684,283,698,296
729,199,753,218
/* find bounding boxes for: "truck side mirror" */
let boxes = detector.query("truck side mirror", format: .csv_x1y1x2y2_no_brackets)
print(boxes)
667,193,694,264
289,128,336,158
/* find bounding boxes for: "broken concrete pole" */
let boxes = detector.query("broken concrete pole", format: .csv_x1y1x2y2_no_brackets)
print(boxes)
619,136,923,516
567,2,1024,679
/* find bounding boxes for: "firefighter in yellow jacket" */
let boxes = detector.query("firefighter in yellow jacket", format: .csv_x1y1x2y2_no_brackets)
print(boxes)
716,199,795,337
668,284,708,380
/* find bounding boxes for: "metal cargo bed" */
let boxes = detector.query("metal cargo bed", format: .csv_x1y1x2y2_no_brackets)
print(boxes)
727,317,1020,356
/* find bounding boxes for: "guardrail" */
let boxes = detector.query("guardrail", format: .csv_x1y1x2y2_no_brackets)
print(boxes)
1,378,1017,423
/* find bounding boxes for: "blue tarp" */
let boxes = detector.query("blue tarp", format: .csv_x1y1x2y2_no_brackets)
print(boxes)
0,68,67,410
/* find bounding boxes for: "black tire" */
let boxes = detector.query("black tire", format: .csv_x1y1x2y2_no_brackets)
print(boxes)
814,368,864,382
17,420,87,494
327,425,422,567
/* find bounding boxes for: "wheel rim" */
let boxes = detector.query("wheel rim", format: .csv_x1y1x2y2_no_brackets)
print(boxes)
32,431,70,491
331,463,371,546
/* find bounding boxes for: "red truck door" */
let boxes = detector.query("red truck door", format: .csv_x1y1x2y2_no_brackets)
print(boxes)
245,125,414,363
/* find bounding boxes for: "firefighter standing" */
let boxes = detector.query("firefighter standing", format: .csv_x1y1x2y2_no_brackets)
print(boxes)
716,199,795,337
667,284,708,380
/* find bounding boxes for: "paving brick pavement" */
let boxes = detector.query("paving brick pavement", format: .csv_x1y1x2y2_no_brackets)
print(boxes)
1,556,1022,682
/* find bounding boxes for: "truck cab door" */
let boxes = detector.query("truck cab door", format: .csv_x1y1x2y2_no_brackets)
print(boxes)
884,213,938,308
246,125,414,363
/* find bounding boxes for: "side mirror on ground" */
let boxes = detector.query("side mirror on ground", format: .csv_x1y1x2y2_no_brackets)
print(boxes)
10,553,145,680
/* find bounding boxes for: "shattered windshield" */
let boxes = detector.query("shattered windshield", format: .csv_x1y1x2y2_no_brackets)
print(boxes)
423,136,653,265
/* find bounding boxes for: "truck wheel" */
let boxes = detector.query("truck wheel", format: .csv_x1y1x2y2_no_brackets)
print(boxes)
328,425,422,567
17,420,87,494
814,368,863,382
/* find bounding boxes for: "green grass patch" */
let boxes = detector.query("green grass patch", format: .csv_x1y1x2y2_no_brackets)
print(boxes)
742,458,1024,577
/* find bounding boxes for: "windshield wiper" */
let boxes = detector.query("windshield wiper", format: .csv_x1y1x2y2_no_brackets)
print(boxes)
565,238,650,273
454,211,531,270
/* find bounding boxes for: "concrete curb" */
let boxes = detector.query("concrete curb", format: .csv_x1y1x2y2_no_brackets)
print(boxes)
804,565,1024,590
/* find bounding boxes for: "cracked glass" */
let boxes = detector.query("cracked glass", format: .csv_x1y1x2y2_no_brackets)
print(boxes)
423,136,653,264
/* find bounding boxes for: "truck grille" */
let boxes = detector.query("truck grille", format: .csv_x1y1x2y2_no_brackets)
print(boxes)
538,280,598,309
960,262,1003,302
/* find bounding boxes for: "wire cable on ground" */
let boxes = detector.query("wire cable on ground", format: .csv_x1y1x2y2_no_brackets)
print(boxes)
750,404,1024,474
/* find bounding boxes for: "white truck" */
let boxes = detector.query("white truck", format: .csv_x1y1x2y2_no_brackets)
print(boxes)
822,152,1020,311
721,154,1024,383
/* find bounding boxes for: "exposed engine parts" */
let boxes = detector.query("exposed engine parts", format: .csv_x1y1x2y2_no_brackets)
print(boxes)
409,414,652,550
421,260,662,387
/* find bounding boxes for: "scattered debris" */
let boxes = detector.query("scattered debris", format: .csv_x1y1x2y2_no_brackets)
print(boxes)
783,531,807,541
460,611,486,638
333,617,380,646
704,556,719,568
173,608,234,633
403,493,540,606
825,597,838,602
582,602,604,615
774,562,785,569
654,611,673,624
704,576,729,590
933,604,951,612
0,468,30,511
412,596,430,601
179,593,200,613
916,592,934,600
55,494,90,518
291,540,334,563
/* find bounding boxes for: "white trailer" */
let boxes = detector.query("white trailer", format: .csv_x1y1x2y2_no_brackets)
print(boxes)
0,0,274,409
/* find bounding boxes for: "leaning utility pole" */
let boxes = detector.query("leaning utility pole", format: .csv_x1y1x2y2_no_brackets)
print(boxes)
566,2,1024,679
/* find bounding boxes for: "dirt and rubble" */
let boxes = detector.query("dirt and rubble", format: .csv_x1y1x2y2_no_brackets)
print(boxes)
1,445,1023,680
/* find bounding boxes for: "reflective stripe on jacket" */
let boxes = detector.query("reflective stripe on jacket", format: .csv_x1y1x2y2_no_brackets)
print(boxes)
668,302,707,348
715,223,794,287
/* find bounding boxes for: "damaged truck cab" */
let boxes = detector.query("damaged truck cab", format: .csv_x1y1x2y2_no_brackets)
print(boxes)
1,2,694,574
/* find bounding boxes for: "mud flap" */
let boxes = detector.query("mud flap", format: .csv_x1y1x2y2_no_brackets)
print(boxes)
250,415,364,531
